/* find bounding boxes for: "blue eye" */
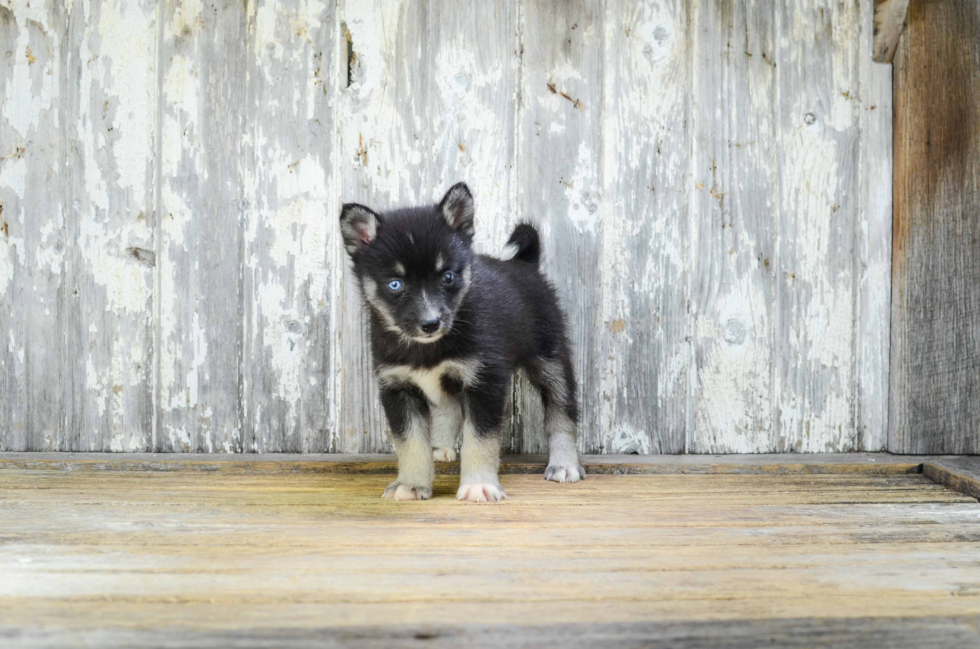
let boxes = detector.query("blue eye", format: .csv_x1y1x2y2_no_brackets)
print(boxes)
386,279,403,292
442,271,456,285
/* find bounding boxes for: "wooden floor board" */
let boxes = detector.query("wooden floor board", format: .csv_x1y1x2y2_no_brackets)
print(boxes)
1,461,979,647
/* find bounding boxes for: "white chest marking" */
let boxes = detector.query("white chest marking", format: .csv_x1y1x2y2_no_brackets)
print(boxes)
377,359,481,405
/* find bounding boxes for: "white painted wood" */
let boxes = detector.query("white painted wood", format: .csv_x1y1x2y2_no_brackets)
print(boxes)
688,0,776,453
0,1,68,451
64,0,158,452
772,0,863,452
242,0,339,452
600,0,689,454
156,0,248,452
0,0,894,454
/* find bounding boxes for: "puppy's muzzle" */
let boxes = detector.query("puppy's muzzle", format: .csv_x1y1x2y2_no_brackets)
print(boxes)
419,318,441,335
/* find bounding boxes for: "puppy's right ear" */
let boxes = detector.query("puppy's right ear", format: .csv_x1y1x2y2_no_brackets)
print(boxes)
340,203,380,255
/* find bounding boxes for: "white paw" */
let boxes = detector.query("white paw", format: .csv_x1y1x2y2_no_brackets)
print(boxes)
432,447,457,462
382,482,432,501
456,483,507,503
544,464,586,483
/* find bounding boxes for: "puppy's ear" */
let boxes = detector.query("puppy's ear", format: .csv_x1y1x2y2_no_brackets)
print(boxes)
439,182,475,236
340,203,380,255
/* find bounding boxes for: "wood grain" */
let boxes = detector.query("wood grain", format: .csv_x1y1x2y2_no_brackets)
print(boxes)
922,457,980,500
0,466,977,646
600,0,689,454
241,0,339,452
6,616,978,649
689,0,775,452
856,0,893,452
156,0,248,452
890,0,980,454
63,0,158,452
772,0,862,452
0,2,68,451
0,452,935,476
872,0,909,64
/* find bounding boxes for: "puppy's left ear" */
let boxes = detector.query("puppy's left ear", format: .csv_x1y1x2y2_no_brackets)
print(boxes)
439,182,475,236
340,203,380,255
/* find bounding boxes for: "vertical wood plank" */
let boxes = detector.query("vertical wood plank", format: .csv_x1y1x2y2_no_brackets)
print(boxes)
599,0,689,454
515,0,604,453
891,0,980,454
339,0,519,452
856,0,892,451
63,0,157,451
241,0,339,453
772,0,861,452
157,0,247,452
0,1,68,451
688,0,775,452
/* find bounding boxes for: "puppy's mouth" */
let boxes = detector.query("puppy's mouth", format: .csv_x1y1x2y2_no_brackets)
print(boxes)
410,332,445,344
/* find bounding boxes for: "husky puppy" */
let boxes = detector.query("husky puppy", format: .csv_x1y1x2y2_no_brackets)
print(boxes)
340,183,584,502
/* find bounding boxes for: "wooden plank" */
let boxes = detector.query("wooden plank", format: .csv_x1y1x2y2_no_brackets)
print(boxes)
772,0,862,452
0,469,978,646
890,0,980,454
515,0,605,453
872,0,909,63
0,3,68,451
62,0,157,451
923,457,980,500
856,0,893,451
156,0,248,452
4,616,978,649
241,0,339,452
688,0,774,452
339,0,520,452
0,452,936,475
598,0,689,454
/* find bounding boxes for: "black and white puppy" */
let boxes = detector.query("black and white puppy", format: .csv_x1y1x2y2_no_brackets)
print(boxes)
340,183,584,502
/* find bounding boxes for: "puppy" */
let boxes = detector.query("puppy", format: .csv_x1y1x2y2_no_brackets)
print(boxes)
340,183,585,502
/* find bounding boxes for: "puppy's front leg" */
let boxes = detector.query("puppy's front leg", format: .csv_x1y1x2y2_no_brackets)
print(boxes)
380,386,434,501
457,386,507,503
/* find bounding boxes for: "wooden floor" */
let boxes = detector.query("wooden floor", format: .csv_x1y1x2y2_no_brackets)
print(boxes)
2,455,980,648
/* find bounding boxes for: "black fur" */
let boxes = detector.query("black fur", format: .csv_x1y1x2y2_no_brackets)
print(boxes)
505,223,541,266
340,182,579,470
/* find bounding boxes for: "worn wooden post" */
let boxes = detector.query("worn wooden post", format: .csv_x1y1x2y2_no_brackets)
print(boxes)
890,0,980,453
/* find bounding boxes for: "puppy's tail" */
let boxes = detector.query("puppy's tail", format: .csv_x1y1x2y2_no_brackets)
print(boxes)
502,223,541,266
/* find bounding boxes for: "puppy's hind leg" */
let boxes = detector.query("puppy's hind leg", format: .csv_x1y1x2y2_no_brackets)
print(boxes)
532,356,586,484
430,397,461,462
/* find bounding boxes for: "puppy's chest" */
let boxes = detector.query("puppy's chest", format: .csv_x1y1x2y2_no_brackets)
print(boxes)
377,359,480,405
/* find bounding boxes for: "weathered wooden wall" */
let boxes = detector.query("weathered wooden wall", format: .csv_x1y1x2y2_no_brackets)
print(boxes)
0,0,891,454
890,0,980,454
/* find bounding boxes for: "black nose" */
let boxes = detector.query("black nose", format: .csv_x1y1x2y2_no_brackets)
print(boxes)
419,318,441,334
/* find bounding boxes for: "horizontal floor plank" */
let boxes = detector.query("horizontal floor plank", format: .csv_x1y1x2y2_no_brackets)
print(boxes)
1,466,978,647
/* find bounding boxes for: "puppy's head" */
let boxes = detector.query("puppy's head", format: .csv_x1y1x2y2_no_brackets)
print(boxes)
340,183,475,344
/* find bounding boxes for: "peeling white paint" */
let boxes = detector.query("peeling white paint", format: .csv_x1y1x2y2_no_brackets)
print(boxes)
171,0,204,37
2,22,58,139
97,0,155,198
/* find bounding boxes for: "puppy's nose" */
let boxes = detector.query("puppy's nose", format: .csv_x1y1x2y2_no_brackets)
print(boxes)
419,318,441,334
